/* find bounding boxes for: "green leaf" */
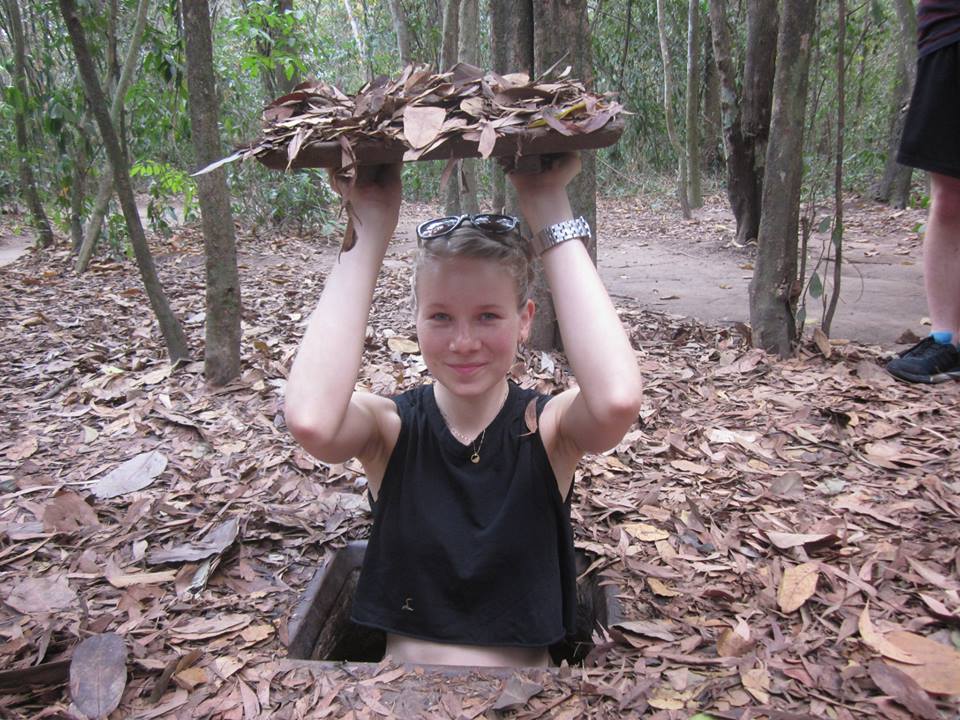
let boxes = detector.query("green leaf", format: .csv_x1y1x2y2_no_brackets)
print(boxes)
809,272,823,299
817,216,831,233
688,714,718,720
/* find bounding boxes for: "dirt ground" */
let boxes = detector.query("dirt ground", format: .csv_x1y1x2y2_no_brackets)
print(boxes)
1,194,929,351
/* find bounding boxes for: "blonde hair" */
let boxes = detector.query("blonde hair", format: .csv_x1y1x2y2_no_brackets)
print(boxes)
411,226,533,312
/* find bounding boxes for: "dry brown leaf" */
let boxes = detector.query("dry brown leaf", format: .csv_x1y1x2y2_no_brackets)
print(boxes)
867,660,939,720
885,631,960,695
623,523,669,542
740,666,771,703
717,620,754,657
92,450,167,499
69,633,127,719
648,578,681,597
169,613,252,641
7,575,76,614
777,562,819,613
106,570,177,588
858,604,919,664
402,105,446,149
173,666,208,691
386,337,420,354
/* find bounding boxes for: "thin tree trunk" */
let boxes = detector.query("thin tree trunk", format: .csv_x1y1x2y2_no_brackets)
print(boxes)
656,0,691,219
4,0,55,247
387,0,412,66
75,0,150,273
708,0,777,245
685,0,702,209
441,0,462,215
182,0,242,385
701,19,722,171
823,0,845,336
60,0,190,363
342,0,371,81
457,0,479,213
874,0,916,207
749,0,817,357
530,0,595,350
489,0,533,213
617,0,633,97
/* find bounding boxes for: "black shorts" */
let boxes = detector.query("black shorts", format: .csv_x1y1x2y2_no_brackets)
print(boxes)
897,41,960,179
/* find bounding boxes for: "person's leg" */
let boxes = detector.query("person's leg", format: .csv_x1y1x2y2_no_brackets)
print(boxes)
924,172,960,340
886,171,960,383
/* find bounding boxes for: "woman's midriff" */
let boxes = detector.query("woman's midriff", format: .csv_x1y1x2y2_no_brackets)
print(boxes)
385,633,550,667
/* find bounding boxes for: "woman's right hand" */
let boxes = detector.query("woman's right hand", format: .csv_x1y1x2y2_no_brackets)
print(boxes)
330,164,403,245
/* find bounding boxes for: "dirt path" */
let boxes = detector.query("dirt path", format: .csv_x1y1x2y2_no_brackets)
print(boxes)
597,194,928,349
0,226,33,268
2,194,929,349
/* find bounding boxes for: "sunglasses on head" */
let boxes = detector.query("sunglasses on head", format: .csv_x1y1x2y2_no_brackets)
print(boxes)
416,214,520,245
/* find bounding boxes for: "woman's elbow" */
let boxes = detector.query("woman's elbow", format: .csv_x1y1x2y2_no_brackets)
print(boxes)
594,377,644,432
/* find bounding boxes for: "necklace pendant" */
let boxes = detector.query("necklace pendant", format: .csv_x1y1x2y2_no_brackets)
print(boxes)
470,452,480,464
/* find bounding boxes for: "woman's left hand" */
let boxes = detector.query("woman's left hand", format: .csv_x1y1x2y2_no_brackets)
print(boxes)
505,152,581,234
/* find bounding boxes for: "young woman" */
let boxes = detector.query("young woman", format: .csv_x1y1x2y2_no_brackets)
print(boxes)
284,153,643,667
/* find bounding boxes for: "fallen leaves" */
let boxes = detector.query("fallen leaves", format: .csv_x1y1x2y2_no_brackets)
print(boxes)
858,603,919,664
1,197,958,718
778,562,819,613
6,575,76,614
69,633,127,719
91,450,168,498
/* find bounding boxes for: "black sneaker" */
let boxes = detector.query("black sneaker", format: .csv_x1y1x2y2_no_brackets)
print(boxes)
885,336,960,384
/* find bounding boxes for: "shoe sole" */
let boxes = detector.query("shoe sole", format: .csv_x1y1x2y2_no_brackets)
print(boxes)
886,366,960,384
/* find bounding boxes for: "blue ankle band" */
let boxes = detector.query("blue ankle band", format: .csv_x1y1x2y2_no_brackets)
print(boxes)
931,331,955,345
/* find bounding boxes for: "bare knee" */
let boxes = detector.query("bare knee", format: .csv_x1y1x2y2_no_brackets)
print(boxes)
930,173,960,227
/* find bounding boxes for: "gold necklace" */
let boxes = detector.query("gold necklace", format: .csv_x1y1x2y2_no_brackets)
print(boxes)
439,383,508,464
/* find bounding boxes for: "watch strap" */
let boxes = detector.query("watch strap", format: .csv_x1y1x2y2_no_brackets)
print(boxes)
531,216,591,255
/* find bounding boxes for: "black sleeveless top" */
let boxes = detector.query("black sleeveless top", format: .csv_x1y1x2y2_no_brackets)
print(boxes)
350,381,577,647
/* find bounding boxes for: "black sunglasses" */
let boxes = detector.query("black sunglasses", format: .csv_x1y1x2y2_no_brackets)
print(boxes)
416,214,520,244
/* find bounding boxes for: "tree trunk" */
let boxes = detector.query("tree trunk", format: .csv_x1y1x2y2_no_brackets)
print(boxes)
701,19,722,172
749,0,817,357
4,0,55,247
457,0,479,214
489,0,534,213
822,0,845,336
441,0,462,215
657,0,691,219
874,0,916,208
75,0,150,273
531,0,596,351
387,0,413,66
685,0,702,209
182,0,242,385
342,0,371,81
708,0,778,246
60,0,190,363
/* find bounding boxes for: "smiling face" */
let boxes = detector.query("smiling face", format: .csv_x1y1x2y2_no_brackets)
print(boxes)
415,255,534,398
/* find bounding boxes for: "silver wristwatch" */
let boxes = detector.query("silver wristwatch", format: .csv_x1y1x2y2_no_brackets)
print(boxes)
530,216,591,256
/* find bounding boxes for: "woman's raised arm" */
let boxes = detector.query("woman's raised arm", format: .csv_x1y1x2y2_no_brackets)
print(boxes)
284,164,403,466
508,154,643,455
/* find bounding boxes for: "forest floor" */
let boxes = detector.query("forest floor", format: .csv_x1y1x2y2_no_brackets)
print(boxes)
1,194,959,719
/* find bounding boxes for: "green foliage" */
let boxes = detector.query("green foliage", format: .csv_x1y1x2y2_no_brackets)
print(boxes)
130,159,197,236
